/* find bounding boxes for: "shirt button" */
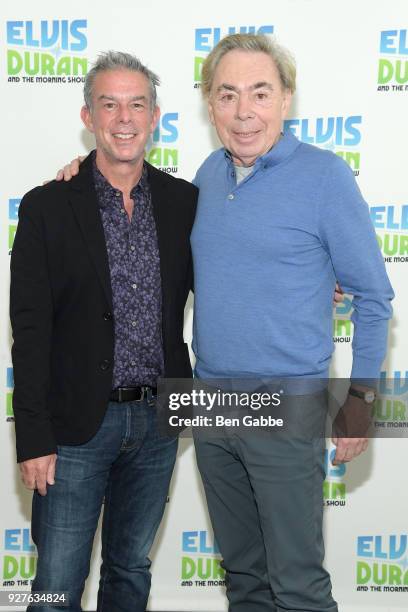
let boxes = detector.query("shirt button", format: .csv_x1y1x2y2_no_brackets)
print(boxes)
115,191,121,197
132,283,137,289
131,321,137,327
120,209,126,214
99,359,110,372
227,194,234,200
130,245,135,251
103,312,113,321
131,361,136,367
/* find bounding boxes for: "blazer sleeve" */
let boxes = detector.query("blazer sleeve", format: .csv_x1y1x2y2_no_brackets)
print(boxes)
10,190,57,462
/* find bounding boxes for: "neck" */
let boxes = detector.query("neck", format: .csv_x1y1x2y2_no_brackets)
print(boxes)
95,150,143,196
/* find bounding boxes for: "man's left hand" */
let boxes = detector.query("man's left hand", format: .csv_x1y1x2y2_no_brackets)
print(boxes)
332,392,372,465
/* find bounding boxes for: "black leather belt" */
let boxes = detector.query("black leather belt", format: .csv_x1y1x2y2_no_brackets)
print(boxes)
109,386,157,403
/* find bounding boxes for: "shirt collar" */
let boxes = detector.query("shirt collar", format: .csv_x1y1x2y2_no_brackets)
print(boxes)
92,151,149,208
224,130,301,170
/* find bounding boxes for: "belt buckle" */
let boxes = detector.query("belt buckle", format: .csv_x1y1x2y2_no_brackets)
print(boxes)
137,386,145,402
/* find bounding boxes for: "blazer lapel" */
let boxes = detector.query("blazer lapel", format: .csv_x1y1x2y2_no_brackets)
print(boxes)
68,154,113,309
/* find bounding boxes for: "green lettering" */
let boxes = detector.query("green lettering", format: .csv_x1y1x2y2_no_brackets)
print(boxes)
3,556,18,580
357,561,371,585
7,50,22,75
163,149,178,166
20,556,36,580
194,56,205,82
181,556,195,580
395,60,408,84
146,147,161,166
378,59,393,84
6,392,13,417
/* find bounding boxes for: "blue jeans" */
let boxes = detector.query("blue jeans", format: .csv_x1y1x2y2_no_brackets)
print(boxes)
28,398,177,612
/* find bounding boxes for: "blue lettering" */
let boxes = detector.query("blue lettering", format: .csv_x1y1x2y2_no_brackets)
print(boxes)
182,531,198,553
283,119,300,137
199,531,214,554
159,113,179,143
9,199,21,221
380,30,398,54
7,21,24,46
70,20,87,52
374,535,387,559
26,21,39,48
380,371,408,396
316,117,334,145
300,119,314,144
195,26,273,53
324,449,346,478
40,20,59,49
22,529,35,553
357,536,373,558
344,116,361,146
399,30,408,54
258,25,274,35
370,206,386,228
5,530,20,551
6,367,14,389
195,29,212,52
390,535,407,560
335,297,352,316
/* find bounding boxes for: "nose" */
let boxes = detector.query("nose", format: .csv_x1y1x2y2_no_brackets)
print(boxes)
118,104,131,123
235,93,255,121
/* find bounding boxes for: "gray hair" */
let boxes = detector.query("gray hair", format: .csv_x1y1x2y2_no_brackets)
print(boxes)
201,33,296,98
84,51,160,111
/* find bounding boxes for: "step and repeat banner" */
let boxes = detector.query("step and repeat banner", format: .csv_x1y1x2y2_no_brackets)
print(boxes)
1,1,407,610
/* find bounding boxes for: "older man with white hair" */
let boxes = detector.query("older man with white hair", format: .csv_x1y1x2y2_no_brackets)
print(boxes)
191,33,393,612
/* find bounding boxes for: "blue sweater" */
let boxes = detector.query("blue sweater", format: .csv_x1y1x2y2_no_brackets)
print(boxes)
191,132,393,381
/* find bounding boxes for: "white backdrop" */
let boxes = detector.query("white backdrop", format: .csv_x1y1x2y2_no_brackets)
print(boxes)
1,1,408,610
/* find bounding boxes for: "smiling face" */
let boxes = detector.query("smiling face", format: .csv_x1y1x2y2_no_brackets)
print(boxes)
80,68,159,172
208,49,292,166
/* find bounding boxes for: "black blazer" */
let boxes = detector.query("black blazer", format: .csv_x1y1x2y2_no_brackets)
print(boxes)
10,153,198,462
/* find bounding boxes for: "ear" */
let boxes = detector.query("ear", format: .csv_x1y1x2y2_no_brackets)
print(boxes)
208,99,216,125
80,105,94,133
149,105,161,134
281,90,292,119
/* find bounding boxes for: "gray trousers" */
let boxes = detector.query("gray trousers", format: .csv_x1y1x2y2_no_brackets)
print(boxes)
193,392,338,612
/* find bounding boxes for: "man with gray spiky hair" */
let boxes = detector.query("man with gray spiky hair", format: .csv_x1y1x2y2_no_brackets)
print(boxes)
191,33,393,611
10,51,197,611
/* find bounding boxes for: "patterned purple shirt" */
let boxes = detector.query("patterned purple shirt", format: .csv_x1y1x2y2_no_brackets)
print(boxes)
93,155,164,387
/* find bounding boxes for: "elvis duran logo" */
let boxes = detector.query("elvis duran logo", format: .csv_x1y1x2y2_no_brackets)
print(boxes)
6,368,14,422
356,535,408,592
2,528,36,586
324,445,346,507
193,25,274,86
369,205,408,263
373,371,408,431
180,531,225,587
6,20,88,84
377,29,408,92
284,116,362,177
146,113,179,174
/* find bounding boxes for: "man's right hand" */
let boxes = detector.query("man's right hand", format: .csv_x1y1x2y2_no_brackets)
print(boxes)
19,453,57,496
55,156,85,181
